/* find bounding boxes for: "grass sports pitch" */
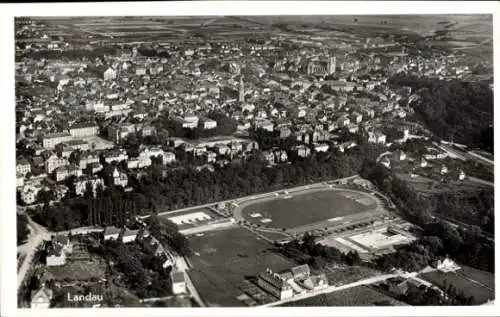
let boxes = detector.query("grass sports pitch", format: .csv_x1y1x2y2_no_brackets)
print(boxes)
187,227,293,306
240,189,378,229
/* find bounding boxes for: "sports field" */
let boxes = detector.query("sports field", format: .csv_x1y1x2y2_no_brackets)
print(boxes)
187,227,294,306
240,189,378,229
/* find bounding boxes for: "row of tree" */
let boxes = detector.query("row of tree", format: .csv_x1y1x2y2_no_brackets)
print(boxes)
275,232,361,269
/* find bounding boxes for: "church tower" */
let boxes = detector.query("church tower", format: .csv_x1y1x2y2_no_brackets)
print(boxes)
328,52,336,75
239,75,245,103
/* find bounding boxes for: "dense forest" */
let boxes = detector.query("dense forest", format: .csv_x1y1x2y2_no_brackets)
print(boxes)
30,141,381,233
17,214,30,246
90,239,173,299
360,160,494,273
388,75,493,151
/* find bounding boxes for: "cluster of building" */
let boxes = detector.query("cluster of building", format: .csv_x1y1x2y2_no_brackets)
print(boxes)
257,264,328,300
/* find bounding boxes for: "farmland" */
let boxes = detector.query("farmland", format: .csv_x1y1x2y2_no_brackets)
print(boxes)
187,227,294,306
280,285,406,306
240,189,379,229
419,268,494,304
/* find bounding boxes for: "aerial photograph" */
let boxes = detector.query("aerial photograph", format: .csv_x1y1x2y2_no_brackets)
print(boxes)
13,13,494,309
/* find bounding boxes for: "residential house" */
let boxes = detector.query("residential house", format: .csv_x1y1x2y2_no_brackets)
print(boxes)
458,169,466,181
291,264,311,281
103,150,128,164
199,117,217,130
42,132,72,149
194,145,207,157
103,67,116,81
262,151,275,165
420,158,428,168
108,167,128,187
215,143,230,155
121,228,140,244
54,143,75,158
350,111,363,124
435,257,460,273
392,150,407,161
79,152,100,169
204,151,217,163
336,141,357,153
172,271,187,295
300,273,329,291
45,235,72,267
368,131,386,144
16,173,24,188
17,158,31,175
274,150,288,163
30,284,53,308
387,277,409,296
55,164,82,182
380,157,391,168
293,145,311,158
254,120,274,132
314,143,329,153
85,162,103,175
440,165,448,175
103,226,121,241
107,123,136,143
65,140,90,152
69,124,99,138
74,177,104,196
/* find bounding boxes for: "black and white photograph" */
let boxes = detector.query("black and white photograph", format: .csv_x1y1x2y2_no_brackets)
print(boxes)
1,1,498,316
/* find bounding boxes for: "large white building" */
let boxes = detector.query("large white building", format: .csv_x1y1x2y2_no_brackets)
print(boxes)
16,158,31,175
103,67,117,81
257,269,294,300
69,124,99,137
45,154,69,174
171,271,187,295
42,132,72,149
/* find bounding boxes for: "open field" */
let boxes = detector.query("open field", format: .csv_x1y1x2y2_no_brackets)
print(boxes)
395,172,490,196
458,265,495,290
241,189,378,229
187,227,294,306
45,259,106,281
419,269,494,304
280,285,406,306
324,266,382,287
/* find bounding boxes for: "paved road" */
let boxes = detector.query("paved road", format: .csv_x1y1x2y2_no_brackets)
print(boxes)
262,273,400,307
467,151,494,166
467,176,494,187
432,142,467,161
175,256,206,307
263,267,440,307
17,207,51,289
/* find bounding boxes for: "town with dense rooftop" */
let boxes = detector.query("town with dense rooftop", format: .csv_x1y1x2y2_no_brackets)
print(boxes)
14,15,494,308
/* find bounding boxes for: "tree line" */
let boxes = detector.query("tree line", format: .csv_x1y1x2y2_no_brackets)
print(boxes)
388,75,493,151
30,141,380,233
360,160,494,273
